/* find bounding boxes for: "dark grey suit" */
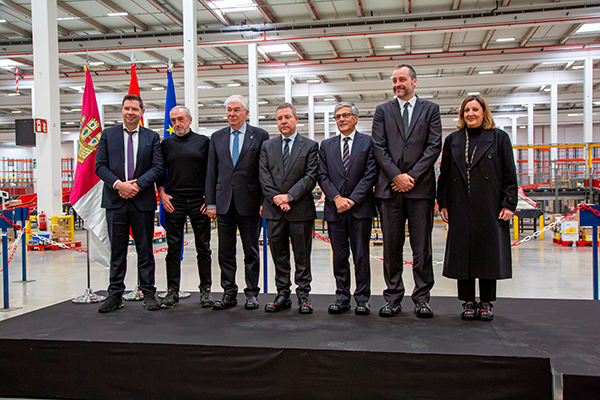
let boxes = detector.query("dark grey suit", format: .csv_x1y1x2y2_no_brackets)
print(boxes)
317,132,378,302
205,124,270,298
372,96,442,305
259,134,319,298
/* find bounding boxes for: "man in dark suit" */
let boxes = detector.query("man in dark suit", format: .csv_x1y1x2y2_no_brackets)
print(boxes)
372,64,442,318
259,102,318,314
95,94,164,313
205,95,270,310
318,102,378,316
157,106,212,309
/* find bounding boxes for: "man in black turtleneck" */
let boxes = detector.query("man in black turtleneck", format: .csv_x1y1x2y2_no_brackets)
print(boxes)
157,105,212,309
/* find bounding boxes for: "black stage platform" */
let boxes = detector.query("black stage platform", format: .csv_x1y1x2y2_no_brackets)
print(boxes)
0,294,598,400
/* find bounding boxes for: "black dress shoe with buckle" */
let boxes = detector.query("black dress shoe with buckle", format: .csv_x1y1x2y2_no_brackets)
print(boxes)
355,300,370,316
328,300,351,314
98,295,124,313
414,301,433,318
298,297,313,314
379,302,401,317
245,295,259,310
264,294,292,312
212,294,238,310
478,302,494,321
461,302,477,320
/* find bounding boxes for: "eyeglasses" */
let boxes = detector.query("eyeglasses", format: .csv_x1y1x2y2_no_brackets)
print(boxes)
227,108,245,114
334,113,355,120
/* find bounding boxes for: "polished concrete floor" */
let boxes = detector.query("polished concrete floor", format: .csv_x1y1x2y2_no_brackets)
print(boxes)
0,221,596,321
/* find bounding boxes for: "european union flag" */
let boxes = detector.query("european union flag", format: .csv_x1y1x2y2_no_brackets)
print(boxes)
160,68,177,229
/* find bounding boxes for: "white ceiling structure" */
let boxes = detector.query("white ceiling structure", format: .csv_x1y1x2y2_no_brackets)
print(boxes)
1,0,600,142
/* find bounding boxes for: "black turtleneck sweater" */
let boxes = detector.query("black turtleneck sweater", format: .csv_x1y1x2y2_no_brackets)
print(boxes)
157,131,210,198
466,126,483,160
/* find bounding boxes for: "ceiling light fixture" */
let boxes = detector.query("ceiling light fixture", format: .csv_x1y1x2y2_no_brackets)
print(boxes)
478,71,494,75
107,12,128,17
496,38,515,42
227,83,241,87
384,45,402,49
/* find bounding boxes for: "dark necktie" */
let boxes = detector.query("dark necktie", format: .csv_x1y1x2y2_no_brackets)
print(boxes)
283,138,291,171
127,129,135,180
232,130,240,165
402,102,410,132
342,137,351,173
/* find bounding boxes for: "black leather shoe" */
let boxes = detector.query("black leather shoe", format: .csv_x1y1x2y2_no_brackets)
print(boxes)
461,302,477,320
98,295,123,313
414,301,433,318
355,300,370,316
298,297,313,314
378,302,401,317
142,292,160,311
264,294,292,312
477,302,494,321
245,296,259,310
328,300,351,314
212,294,238,310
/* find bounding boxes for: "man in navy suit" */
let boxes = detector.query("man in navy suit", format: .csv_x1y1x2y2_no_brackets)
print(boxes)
95,94,164,313
205,95,270,310
259,103,319,314
317,102,378,315
372,64,442,318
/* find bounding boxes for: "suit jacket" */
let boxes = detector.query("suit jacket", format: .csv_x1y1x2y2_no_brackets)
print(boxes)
259,134,319,222
317,132,378,222
95,124,164,211
205,124,270,216
372,96,442,199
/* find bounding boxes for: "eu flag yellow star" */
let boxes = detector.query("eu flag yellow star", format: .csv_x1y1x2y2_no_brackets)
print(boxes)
166,125,175,136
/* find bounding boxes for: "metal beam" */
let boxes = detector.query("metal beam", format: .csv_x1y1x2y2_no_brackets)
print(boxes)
97,0,149,31
481,29,495,50
0,21,30,37
443,32,452,52
57,0,111,34
519,26,539,47
147,0,183,26
304,0,320,20
355,0,365,17
557,23,584,45
197,0,232,26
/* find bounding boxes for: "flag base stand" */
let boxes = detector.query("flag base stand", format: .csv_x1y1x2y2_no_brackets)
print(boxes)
13,279,36,283
0,306,23,312
123,287,144,301
158,291,191,299
72,287,106,304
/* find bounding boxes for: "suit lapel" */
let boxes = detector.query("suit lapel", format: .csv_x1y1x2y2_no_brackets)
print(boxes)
274,136,284,177
221,129,235,168
332,135,345,176
347,132,364,175
451,130,467,183
470,129,493,168
405,97,423,140
284,135,304,179
391,100,406,139
135,127,145,176
237,125,254,164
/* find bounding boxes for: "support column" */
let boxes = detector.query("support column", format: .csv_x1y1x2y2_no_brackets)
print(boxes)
308,94,314,139
248,43,258,126
99,103,105,130
511,116,518,171
32,0,62,217
528,103,535,184
584,57,593,143
323,111,330,139
183,0,198,132
550,82,558,161
285,68,292,104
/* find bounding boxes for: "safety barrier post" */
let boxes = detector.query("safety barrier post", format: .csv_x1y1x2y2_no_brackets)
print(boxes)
579,205,600,300
13,207,34,283
0,210,13,309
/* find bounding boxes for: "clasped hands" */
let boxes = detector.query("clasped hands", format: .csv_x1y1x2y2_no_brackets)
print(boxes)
116,179,140,199
391,173,414,192
334,196,355,213
273,194,291,212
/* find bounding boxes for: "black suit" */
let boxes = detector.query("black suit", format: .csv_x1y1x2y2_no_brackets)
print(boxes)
317,132,378,302
95,124,164,297
259,134,318,299
205,124,270,298
372,96,442,305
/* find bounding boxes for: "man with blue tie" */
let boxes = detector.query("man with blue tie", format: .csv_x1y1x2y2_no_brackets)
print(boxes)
95,94,164,313
318,102,378,315
205,95,270,310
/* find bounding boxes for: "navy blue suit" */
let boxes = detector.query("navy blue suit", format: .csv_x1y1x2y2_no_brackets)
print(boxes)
317,132,377,302
205,124,269,298
95,124,164,297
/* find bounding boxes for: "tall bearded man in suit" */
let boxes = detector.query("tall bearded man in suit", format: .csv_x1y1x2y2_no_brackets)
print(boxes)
259,103,319,314
372,64,442,318
96,94,164,313
205,95,270,310
317,102,378,316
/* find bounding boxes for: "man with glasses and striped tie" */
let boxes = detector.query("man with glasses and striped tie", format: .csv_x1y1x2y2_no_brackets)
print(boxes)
317,102,378,316
259,102,319,314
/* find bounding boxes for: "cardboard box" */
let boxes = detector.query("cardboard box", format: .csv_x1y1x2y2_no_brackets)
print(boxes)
7,200,22,207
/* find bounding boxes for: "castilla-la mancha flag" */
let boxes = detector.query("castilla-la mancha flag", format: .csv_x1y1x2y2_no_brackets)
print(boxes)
69,66,110,267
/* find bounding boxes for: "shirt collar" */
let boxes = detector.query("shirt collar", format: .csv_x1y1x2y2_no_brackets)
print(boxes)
397,95,417,109
282,131,298,142
230,123,247,135
123,124,141,134
341,130,356,141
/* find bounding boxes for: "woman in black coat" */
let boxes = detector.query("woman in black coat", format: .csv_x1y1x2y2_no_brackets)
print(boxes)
437,95,518,321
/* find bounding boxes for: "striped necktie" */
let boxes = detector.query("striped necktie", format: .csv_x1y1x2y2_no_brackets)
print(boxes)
283,138,291,171
342,137,351,173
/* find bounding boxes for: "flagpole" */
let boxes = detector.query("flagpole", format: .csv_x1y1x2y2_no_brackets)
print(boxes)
72,225,106,304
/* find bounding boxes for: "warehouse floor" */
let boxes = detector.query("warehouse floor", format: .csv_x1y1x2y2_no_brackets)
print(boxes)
0,222,595,321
